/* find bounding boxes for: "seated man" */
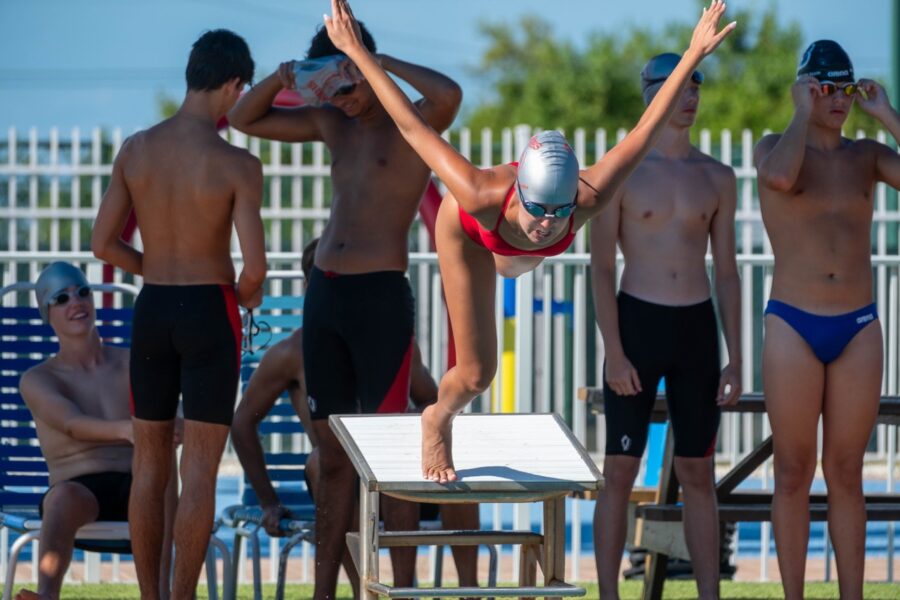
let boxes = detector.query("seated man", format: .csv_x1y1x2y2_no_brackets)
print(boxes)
231,240,480,591
16,262,176,600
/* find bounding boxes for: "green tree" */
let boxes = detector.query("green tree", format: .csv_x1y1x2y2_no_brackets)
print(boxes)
466,3,882,136
156,91,179,120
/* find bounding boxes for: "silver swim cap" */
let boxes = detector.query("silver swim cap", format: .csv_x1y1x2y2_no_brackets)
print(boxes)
516,131,579,207
35,262,90,322
640,53,704,105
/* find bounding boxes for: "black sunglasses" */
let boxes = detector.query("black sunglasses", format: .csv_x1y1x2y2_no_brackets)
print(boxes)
332,82,357,97
644,70,704,88
49,285,92,307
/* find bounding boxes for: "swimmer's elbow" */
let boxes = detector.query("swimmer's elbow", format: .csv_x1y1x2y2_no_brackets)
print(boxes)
756,158,796,192
90,233,112,263
242,261,267,287
759,171,795,192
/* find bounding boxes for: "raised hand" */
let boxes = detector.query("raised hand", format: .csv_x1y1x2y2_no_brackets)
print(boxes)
791,75,822,114
688,0,737,59
276,61,297,90
856,79,893,120
323,0,365,56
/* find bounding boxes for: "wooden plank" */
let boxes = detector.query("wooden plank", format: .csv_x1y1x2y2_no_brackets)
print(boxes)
542,496,566,600
375,530,543,548
724,490,900,505
345,532,361,574
716,436,773,499
579,389,900,421
331,414,602,495
638,502,900,522
569,486,660,503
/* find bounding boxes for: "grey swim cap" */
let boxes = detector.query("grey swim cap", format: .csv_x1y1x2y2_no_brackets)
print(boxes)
640,53,704,105
516,131,579,207
34,262,90,322
797,40,854,83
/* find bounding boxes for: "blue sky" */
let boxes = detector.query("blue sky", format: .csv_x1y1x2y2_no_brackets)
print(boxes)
0,0,894,132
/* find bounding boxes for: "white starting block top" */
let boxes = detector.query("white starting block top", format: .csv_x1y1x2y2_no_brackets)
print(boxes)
329,413,603,502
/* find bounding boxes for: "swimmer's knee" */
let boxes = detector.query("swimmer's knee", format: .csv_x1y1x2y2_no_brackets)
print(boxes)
456,360,497,395
822,454,864,491
774,455,816,495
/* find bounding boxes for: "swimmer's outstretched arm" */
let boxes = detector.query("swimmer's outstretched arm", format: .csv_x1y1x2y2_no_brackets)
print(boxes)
324,0,506,222
577,1,736,216
92,137,143,275
754,76,821,192
857,80,900,188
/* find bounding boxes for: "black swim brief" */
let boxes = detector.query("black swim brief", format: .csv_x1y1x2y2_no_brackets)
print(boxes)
130,284,241,426
40,471,132,521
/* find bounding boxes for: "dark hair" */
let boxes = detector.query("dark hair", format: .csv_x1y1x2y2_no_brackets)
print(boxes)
186,29,255,91
306,23,376,59
301,238,319,282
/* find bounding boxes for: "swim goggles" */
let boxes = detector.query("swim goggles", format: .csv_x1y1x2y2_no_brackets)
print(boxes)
516,181,577,218
819,81,858,96
332,82,357,97
49,286,91,307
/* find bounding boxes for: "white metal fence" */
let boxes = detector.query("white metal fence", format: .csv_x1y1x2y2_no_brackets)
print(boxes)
1,126,898,585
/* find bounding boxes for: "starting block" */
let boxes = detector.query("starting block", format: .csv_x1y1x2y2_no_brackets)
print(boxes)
329,412,603,599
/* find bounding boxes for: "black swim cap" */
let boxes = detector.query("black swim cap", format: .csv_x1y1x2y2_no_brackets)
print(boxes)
640,53,703,105
797,40,854,82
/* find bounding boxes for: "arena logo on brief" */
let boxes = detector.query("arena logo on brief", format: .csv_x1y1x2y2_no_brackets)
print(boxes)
857,313,875,325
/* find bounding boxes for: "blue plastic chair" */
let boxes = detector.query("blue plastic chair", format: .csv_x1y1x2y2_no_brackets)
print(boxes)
221,294,314,600
0,283,232,600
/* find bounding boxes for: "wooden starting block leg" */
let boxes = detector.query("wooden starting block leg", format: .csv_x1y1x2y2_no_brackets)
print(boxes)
542,496,566,600
360,480,380,600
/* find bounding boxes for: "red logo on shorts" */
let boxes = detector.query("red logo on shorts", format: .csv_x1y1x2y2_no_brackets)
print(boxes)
529,136,542,150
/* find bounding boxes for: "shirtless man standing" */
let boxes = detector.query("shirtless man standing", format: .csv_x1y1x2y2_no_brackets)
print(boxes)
91,30,267,599
16,263,175,600
754,40,900,599
227,23,464,599
590,54,741,600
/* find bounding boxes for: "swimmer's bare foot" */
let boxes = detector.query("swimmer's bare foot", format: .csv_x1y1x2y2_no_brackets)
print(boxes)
421,404,457,483
15,590,47,600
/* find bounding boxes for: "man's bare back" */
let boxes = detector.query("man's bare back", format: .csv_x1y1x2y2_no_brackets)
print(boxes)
313,109,431,273
617,148,732,304
757,136,878,312
118,117,263,285
21,346,132,485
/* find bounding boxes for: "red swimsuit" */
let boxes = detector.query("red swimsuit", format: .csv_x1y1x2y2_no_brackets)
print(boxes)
457,163,576,257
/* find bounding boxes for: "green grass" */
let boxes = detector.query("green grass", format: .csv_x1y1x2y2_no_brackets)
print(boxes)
10,581,897,599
